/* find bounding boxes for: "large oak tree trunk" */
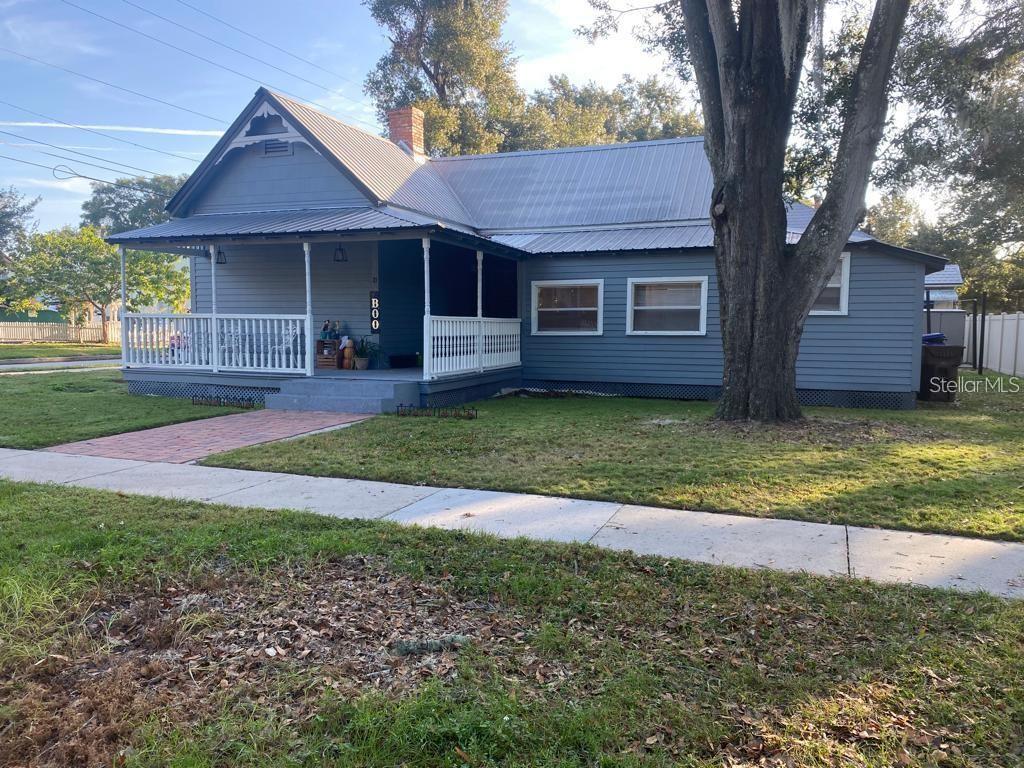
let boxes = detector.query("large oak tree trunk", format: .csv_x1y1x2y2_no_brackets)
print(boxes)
679,0,910,421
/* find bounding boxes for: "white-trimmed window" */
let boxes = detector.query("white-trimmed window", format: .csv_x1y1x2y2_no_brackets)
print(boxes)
810,253,851,315
626,276,708,335
531,279,603,335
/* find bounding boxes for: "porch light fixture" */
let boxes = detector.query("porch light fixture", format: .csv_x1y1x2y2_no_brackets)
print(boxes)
215,248,227,264
333,246,348,263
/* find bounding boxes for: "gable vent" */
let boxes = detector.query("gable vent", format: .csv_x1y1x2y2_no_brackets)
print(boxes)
263,139,293,157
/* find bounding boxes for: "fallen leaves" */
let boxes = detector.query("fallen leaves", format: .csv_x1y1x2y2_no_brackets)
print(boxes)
0,556,559,768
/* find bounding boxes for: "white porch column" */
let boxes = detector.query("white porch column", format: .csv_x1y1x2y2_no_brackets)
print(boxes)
422,237,431,380
303,242,314,376
208,244,219,372
119,246,128,367
476,250,484,372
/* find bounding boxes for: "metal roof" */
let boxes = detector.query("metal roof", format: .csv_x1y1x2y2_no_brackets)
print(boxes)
268,92,474,227
107,206,440,243
924,263,963,287
491,224,714,253
433,137,713,230
115,89,946,271
925,289,960,303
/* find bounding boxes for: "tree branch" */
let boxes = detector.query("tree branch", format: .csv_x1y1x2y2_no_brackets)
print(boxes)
796,0,911,281
679,0,727,171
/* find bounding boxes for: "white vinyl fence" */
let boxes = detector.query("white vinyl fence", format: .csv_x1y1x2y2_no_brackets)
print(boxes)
964,312,1024,376
0,321,120,344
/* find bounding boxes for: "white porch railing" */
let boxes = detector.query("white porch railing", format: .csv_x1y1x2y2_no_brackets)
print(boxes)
216,315,308,373
426,316,521,379
123,313,309,374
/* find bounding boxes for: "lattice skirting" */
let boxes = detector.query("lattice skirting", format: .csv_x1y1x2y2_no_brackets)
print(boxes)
127,380,280,405
520,380,916,410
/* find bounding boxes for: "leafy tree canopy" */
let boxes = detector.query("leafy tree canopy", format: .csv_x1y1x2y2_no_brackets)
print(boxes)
0,186,39,311
867,193,1024,311
363,0,701,155
80,174,187,234
11,226,189,338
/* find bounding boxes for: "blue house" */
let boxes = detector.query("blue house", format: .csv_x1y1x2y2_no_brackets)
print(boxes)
109,88,946,412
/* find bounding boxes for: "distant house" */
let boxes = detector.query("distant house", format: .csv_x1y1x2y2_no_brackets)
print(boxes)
108,88,947,412
924,263,964,309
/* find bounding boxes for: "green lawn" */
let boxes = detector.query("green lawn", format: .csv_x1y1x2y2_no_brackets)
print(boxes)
0,369,244,449
0,342,121,360
1,481,1021,768
207,373,1024,541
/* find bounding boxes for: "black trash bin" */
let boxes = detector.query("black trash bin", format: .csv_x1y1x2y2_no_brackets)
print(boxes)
919,344,964,402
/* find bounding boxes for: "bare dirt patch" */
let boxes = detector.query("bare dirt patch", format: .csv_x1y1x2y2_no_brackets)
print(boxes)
0,557,561,768
643,414,943,446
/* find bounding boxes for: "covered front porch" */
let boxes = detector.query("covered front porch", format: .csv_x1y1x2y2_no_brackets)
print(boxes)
117,234,522,382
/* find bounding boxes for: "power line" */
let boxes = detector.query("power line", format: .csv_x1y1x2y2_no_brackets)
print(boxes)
171,0,359,85
0,99,202,164
0,128,163,175
3,143,150,179
0,152,173,197
117,0,373,117
0,46,226,123
60,0,380,131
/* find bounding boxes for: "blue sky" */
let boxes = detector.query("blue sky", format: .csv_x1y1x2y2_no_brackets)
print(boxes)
0,0,680,230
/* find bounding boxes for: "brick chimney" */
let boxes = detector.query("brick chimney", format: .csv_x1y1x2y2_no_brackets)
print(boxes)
387,105,425,162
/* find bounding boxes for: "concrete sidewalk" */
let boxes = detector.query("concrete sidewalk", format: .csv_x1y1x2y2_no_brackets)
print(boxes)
1,447,1021,599
0,360,120,374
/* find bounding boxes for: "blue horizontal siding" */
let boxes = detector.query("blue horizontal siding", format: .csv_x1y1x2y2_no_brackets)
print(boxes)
191,240,377,340
519,249,924,393
189,141,368,215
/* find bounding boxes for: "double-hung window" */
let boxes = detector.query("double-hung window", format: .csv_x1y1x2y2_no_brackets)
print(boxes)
626,276,708,335
531,279,604,335
810,253,851,315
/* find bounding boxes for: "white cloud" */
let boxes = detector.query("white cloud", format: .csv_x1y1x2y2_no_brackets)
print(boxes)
0,121,222,136
10,175,93,195
1,15,106,60
507,0,680,92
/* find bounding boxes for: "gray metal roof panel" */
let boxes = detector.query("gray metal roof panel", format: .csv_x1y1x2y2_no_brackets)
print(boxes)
489,224,716,254
924,263,963,287
268,92,475,228
107,207,436,243
431,137,713,230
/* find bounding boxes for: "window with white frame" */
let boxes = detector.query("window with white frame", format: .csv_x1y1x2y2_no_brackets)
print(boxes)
810,253,851,315
531,279,603,334
626,277,708,335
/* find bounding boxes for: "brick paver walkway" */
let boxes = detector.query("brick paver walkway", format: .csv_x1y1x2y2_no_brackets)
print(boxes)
46,410,368,463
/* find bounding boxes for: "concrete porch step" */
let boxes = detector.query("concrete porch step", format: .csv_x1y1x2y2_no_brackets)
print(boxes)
264,393,400,414
276,378,418,398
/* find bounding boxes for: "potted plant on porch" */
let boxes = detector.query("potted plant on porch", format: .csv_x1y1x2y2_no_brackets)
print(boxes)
353,336,379,370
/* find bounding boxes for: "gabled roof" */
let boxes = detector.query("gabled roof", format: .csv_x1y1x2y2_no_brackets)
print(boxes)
139,88,946,272
166,88,473,227
924,263,963,287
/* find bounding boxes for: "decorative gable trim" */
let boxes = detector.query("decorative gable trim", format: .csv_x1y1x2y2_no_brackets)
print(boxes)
166,88,384,217
214,102,312,163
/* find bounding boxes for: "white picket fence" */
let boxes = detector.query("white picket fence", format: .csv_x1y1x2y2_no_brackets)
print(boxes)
964,312,1024,376
0,321,120,344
